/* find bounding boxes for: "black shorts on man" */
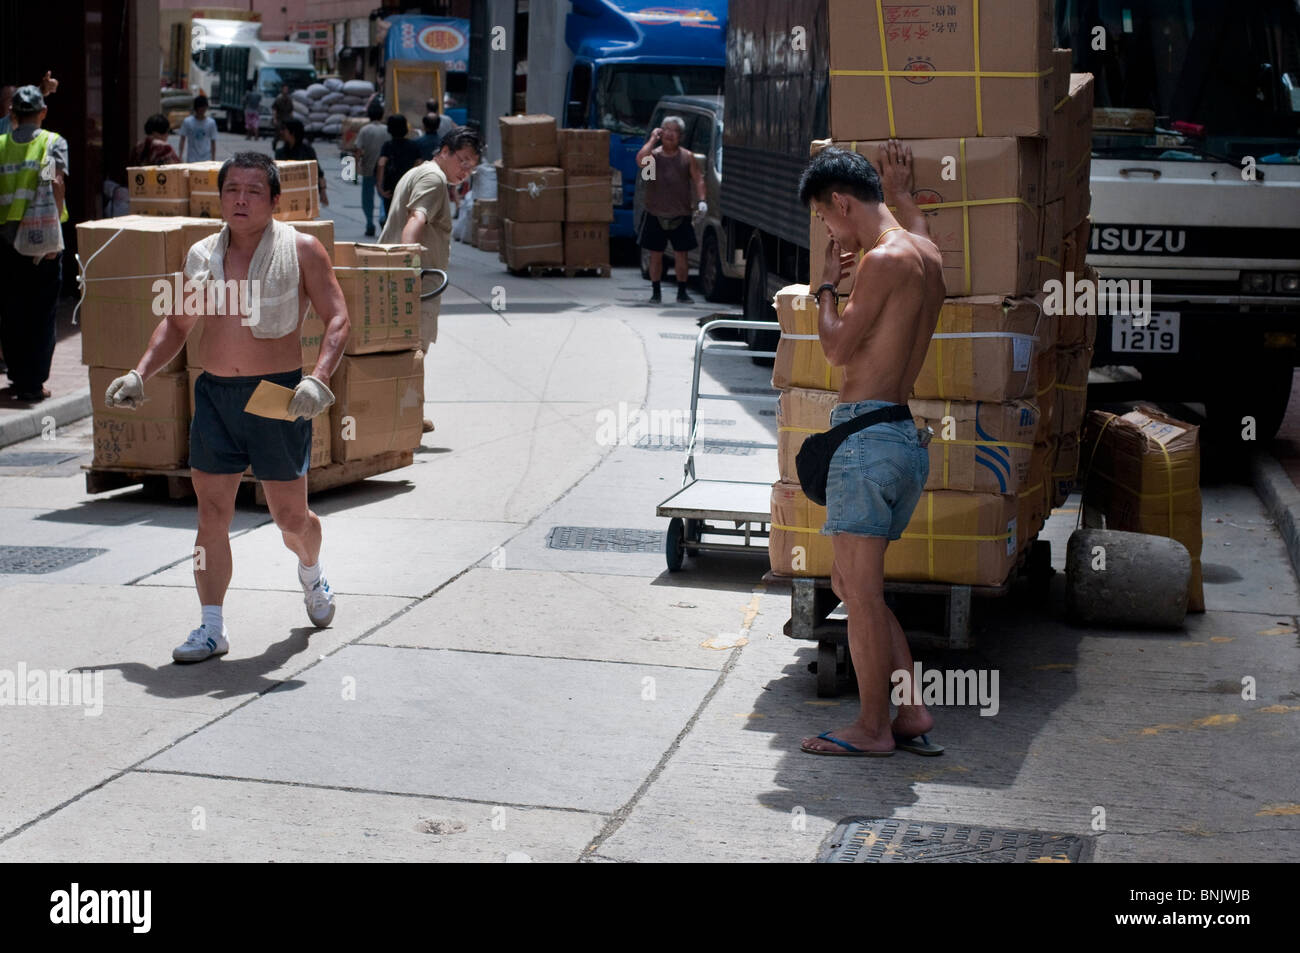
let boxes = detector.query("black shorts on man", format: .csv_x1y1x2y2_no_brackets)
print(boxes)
189,369,311,481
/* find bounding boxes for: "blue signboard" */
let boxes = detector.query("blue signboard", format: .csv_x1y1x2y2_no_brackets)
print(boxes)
383,16,470,73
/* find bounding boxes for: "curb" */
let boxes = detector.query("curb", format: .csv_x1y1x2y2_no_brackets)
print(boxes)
1250,451,1300,581
0,388,92,450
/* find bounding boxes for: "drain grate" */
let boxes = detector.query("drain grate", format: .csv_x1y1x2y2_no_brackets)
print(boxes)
0,545,109,574
0,451,81,468
546,527,664,553
819,818,1088,863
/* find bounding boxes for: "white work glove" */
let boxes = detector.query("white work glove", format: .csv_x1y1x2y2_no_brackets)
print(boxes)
288,375,335,420
693,200,708,225
104,370,144,410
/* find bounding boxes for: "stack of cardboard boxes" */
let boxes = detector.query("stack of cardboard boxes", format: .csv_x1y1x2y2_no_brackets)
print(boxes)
470,197,501,252
79,213,425,480
496,114,614,273
126,160,321,221
771,0,1096,586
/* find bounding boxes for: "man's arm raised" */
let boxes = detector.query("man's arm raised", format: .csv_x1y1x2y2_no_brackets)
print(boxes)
879,139,931,241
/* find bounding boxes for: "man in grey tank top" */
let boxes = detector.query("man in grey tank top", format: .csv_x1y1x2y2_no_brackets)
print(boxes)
635,116,707,304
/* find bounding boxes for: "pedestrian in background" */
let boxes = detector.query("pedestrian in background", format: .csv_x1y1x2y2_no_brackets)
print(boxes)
352,101,389,237
242,84,262,140
413,113,442,161
0,86,68,402
375,114,420,224
179,95,217,164
379,127,483,433
273,84,295,130
127,113,180,171
0,71,57,137
275,119,329,208
635,116,706,304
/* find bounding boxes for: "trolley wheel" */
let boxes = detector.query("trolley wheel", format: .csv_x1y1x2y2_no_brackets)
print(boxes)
816,641,839,697
665,517,686,572
684,518,703,543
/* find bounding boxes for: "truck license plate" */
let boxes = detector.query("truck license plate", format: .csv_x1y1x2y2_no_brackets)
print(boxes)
1111,312,1180,353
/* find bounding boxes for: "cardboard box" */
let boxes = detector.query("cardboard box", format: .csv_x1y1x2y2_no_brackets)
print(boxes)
909,399,1038,495
328,350,424,462
504,219,563,269
1053,345,1093,439
76,216,222,373
809,137,1044,297
1038,198,1064,288
476,225,501,251
769,481,834,577
90,366,189,469
564,222,609,268
1017,439,1053,552
828,0,1055,140
1043,51,1076,202
184,160,224,217
127,165,188,216
1051,430,1077,508
130,197,193,217
1058,262,1099,351
1063,74,1095,228
1081,406,1204,610
333,242,422,355
772,285,845,392
1033,342,1057,444
776,388,842,484
558,129,611,175
885,490,1019,585
565,175,614,223
1062,217,1090,281
473,198,500,229
274,160,320,222
499,114,559,168
913,295,1044,401
499,166,565,223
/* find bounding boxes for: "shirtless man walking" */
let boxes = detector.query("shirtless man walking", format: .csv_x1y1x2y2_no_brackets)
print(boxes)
105,152,350,663
797,141,947,756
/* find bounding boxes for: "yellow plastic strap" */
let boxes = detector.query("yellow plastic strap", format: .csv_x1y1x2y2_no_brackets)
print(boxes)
1086,468,1197,502
913,195,1036,213
973,0,983,134
926,491,934,576
942,400,951,486
773,523,820,535
1019,480,1044,500
778,426,824,435
939,438,1035,450
1036,254,1060,267
960,138,971,294
1036,373,1057,398
1055,381,1087,393
1156,439,1176,534
873,0,897,137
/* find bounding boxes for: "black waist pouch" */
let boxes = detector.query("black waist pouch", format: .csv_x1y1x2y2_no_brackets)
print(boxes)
795,404,914,506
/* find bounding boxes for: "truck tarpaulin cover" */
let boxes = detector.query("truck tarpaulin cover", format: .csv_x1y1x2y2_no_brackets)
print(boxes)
723,0,828,159
566,1,727,61
383,16,470,73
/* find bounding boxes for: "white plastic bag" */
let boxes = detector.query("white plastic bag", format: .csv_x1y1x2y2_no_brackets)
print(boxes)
13,135,63,259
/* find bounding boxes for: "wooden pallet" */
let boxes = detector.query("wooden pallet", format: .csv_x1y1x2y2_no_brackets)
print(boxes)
508,263,611,278
82,449,415,506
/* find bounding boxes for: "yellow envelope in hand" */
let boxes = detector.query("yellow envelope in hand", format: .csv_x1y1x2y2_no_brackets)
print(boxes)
243,380,298,420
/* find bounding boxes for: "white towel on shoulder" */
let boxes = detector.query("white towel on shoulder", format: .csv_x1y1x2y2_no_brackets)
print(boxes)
183,219,301,339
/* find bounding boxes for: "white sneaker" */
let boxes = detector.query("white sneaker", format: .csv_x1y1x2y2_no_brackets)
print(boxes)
173,625,229,663
303,574,336,627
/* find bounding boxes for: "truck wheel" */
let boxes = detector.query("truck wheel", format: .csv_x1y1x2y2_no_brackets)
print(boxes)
699,230,737,302
1205,362,1294,447
743,240,778,357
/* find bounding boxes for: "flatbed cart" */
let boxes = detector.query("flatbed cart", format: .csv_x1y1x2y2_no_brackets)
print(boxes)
656,318,782,571
762,538,1054,696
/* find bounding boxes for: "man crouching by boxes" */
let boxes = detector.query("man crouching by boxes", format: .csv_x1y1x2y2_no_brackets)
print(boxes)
796,142,946,757
104,152,350,663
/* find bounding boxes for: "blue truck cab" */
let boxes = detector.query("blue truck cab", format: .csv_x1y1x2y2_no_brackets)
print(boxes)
562,1,726,237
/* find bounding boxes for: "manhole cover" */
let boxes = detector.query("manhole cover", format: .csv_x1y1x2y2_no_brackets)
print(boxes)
0,451,80,467
0,545,109,574
819,818,1089,863
546,527,663,553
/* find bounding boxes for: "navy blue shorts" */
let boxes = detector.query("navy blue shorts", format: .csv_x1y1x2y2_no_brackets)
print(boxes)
189,369,311,482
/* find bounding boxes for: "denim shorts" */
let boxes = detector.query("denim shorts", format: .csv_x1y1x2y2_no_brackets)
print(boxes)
189,369,311,482
822,399,929,540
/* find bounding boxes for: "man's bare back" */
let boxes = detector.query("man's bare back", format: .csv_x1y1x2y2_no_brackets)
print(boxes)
837,230,945,404
196,232,314,377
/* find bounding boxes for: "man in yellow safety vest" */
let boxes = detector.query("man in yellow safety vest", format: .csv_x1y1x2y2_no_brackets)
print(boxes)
0,85,68,402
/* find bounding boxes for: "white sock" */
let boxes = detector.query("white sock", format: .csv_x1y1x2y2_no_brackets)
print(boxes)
201,605,224,634
298,561,322,587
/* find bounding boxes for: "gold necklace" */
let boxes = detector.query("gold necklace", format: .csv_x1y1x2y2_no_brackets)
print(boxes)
872,225,905,248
